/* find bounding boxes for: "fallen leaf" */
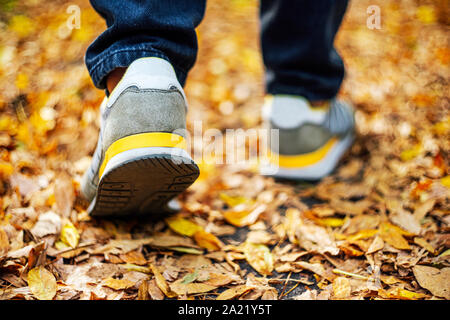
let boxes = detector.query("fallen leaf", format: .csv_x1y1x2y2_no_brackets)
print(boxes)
27,266,57,300
413,266,450,299
366,236,384,254
165,216,203,237
296,221,340,255
0,228,9,256
147,278,164,300
389,208,421,235
30,211,61,238
223,204,265,227
216,285,254,300
170,279,217,295
102,277,135,290
150,264,177,298
413,237,435,254
202,273,234,287
137,280,150,300
332,277,352,299
243,242,274,276
378,222,411,250
193,230,223,251
119,251,147,266
413,199,436,222
60,222,80,248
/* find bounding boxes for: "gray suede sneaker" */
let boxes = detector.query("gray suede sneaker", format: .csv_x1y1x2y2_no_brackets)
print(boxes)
81,58,199,217
260,95,355,180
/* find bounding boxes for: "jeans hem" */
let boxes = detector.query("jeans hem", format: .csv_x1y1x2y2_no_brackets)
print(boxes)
266,82,342,102
86,49,188,89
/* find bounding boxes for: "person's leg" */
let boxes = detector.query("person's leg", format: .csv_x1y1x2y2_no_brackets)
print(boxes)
260,0,348,101
86,0,206,90
259,0,355,180
82,1,206,217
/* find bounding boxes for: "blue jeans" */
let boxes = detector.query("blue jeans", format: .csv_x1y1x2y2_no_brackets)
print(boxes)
86,0,348,101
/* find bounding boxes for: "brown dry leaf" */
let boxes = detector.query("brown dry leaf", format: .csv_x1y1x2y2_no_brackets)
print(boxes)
295,261,330,280
137,280,150,300
389,207,421,235
0,228,9,256
27,266,57,300
378,222,411,250
193,230,223,251
296,221,340,255
216,285,254,300
332,277,352,299
150,264,177,298
148,278,165,300
413,199,436,222
223,204,265,227
366,235,384,254
170,279,217,295
413,265,450,299
242,242,274,276
30,211,61,238
119,250,147,266
261,288,278,300
102,277,135,290
202,273,234,287
54,173,75,218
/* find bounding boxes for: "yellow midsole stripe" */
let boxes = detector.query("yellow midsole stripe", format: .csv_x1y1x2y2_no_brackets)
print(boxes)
99,132,187,179
268,137,338,168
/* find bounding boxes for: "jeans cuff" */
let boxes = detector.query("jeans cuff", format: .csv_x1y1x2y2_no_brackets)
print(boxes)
86,49,188,89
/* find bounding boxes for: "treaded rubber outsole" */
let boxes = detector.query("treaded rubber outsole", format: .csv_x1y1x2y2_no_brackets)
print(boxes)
88,154,199,217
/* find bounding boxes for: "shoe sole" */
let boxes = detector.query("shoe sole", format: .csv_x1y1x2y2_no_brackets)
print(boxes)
87,131,199,217
88,152,199,217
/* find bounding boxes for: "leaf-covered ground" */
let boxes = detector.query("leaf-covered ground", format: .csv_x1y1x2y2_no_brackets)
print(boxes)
0,0,449,300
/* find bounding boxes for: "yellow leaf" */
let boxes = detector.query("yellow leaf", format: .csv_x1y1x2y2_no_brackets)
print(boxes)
15,73,29,90
165,216,203,237
316,217,345,228
60,222,80,248
223,204,265,227
150,264,177,298
216,285,254,300
27,267,57,300
378,222,410,250
416,5,436,24
345,229,379,242
413,237,435,254
121,264,151,274
103,277,135,290
400,144,422,161
193,230,223,251
441,175,450,188
380,287,428,300
9,15,35,38
0,161,14,177
219,193,253,208
243,242,274,276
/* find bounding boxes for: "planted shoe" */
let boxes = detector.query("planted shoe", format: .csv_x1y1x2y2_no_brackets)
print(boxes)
81,58,199,217
261,95,355,180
